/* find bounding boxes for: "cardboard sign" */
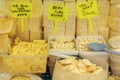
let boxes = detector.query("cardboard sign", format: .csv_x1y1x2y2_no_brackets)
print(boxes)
11,2,32,18
48,4,68,34
77,0,98,32
11,2,32,32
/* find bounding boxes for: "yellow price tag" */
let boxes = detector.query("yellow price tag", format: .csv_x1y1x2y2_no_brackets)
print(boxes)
48,4,68,35
77,0,98,32
11,2,32,32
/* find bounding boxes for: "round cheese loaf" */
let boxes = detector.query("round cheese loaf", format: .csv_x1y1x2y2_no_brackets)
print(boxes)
108,17,120,32
110,0,120,5
110,5,120,18
109,36,120,48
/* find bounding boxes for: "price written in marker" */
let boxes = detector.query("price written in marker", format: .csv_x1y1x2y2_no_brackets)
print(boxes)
48,4,68,35
11,2,32,32
77,0,98,32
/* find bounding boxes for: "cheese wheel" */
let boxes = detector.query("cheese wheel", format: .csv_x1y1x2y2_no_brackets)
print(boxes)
108,17,120,32
109,35,120,48
0,34,9,54
109,29,120,38
110,0,120,5
0,18,13,34
110,5,120,18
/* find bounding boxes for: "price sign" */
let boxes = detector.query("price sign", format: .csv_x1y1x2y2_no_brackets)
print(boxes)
48,4,68,34
77,0,98,32
11,2,32,32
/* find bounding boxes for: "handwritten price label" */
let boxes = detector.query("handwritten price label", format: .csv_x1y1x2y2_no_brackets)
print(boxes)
48,4,68,34
77,0,98,32
11,2,32,18
11,2,32,32
48,4,68,22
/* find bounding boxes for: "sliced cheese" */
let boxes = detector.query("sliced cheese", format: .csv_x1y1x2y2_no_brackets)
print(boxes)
108,17,120,32
0,34,9,54
110,5,120,18
0,18,13,34
109,35,120,48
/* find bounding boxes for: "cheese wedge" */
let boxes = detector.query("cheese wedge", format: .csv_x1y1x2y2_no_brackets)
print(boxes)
109,35,120,48
110,5,120,18
0,18,13,34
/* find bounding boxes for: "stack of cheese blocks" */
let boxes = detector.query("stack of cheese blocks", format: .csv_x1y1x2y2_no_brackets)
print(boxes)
76,0,110,41
43,0,76,40
6,0,43,42
108,0,120,38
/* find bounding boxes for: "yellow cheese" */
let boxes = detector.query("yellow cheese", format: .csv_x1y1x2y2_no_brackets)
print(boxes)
0,0,8,16
0,18,13,34
0,34,9,54
108,75,120,80
11,76,30,80
98,27,109,41
17,17,42,31
109,29,120,38
110,5,120,18
30,30,42,42
16,29,30,42
31,0,42,17
65,1,75,13
109,35,120,49
110,0,120,5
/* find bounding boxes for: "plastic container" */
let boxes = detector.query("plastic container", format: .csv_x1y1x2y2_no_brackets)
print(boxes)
2,55,47,74
49,36,78,55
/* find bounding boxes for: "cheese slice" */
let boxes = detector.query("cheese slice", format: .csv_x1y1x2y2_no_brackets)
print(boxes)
0,34,9,54
0,18,13,34
108,17,120,32
109,29,120,38
109,35,120,48
110,5,120,18
110,0,120,5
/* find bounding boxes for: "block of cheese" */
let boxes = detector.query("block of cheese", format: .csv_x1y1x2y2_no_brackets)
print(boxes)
108,35,120,48
92,15,108,27
0,34,9,54
65,1,75,13
30,30,42,41
98,27,109,41
66,14,76,30
16,30,30,41
0,0,8,16
110,5,120,18
108,17,120,32
109,29,120,38
31,0,42,17
43,14,54,27
77,30,89,36
77,18,88,31
17,17,42,30
0,18,13,34
97,0,110,15
110,0,120,5
65,30,75,36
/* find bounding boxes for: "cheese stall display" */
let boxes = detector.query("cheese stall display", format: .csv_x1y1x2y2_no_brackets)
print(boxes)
0,0,120,80
76,0,110,41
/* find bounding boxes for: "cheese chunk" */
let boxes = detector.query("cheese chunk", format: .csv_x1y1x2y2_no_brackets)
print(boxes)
108,17,120,32
110,5,120,18
0,18,13,34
